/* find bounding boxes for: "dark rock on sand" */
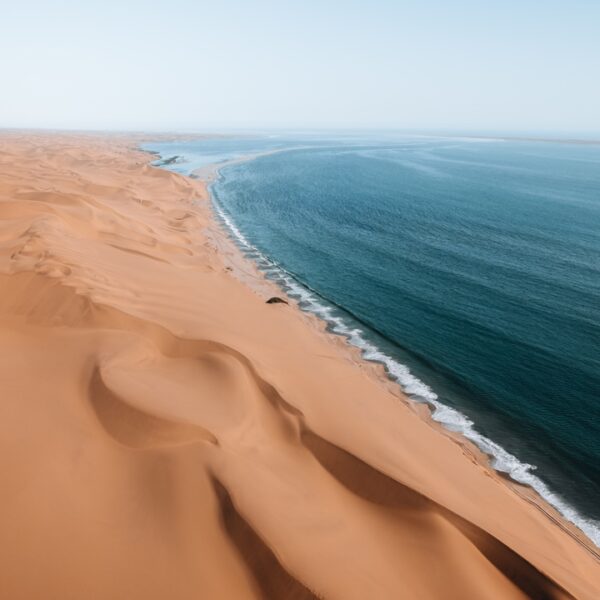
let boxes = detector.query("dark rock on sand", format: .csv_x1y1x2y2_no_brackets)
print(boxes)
266,297,288,305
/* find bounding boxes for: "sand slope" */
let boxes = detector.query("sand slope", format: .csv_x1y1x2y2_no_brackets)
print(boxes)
0,132,598,599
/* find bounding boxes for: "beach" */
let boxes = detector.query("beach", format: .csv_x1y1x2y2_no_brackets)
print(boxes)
1,131,599,599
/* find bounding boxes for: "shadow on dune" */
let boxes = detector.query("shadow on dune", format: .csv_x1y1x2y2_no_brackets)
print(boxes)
211,477,320,600
301,430,573,600
88,367,218,449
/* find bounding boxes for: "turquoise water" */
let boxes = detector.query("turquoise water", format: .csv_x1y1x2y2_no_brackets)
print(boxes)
145,135,600,545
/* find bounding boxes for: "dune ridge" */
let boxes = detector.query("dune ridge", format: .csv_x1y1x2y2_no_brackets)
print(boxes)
0,132,598,599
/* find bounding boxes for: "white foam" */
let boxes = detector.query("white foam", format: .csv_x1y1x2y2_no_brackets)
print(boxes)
209,176,600,549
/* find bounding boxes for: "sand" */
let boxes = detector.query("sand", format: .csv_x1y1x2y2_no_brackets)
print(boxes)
0,131,598,599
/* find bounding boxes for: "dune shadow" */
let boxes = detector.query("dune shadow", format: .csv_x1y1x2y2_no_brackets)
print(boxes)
211,477,321,600
301,430,573,600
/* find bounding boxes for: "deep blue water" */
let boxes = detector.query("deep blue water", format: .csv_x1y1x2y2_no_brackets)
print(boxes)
145,134,600,545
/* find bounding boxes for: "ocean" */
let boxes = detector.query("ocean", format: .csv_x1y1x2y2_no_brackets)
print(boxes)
144,133,600,546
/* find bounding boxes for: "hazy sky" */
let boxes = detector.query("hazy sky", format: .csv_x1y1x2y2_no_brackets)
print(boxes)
1,0,599,132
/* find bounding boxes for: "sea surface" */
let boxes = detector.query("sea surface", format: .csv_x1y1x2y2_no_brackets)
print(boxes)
144,134,600,546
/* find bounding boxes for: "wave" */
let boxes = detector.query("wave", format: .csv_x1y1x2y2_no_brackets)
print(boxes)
209,175,600,550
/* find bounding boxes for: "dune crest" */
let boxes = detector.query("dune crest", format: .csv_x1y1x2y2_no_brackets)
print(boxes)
0,132,598,599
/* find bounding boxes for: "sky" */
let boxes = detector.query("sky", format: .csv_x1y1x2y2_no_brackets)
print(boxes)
1,0,599,133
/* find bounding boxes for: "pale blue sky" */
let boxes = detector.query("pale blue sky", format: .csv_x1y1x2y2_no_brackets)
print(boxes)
1,0,599,132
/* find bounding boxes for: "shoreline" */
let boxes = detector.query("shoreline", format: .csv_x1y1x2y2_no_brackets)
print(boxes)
153,142,600,557
1,131,599,599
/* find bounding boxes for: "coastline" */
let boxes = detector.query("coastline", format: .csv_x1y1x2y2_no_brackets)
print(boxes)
168,139,600,580
187,143,600,554
1,131,599,599
200,166,600,575
184,142,600,556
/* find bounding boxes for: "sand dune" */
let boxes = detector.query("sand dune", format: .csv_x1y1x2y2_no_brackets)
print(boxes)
0,132,598,599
